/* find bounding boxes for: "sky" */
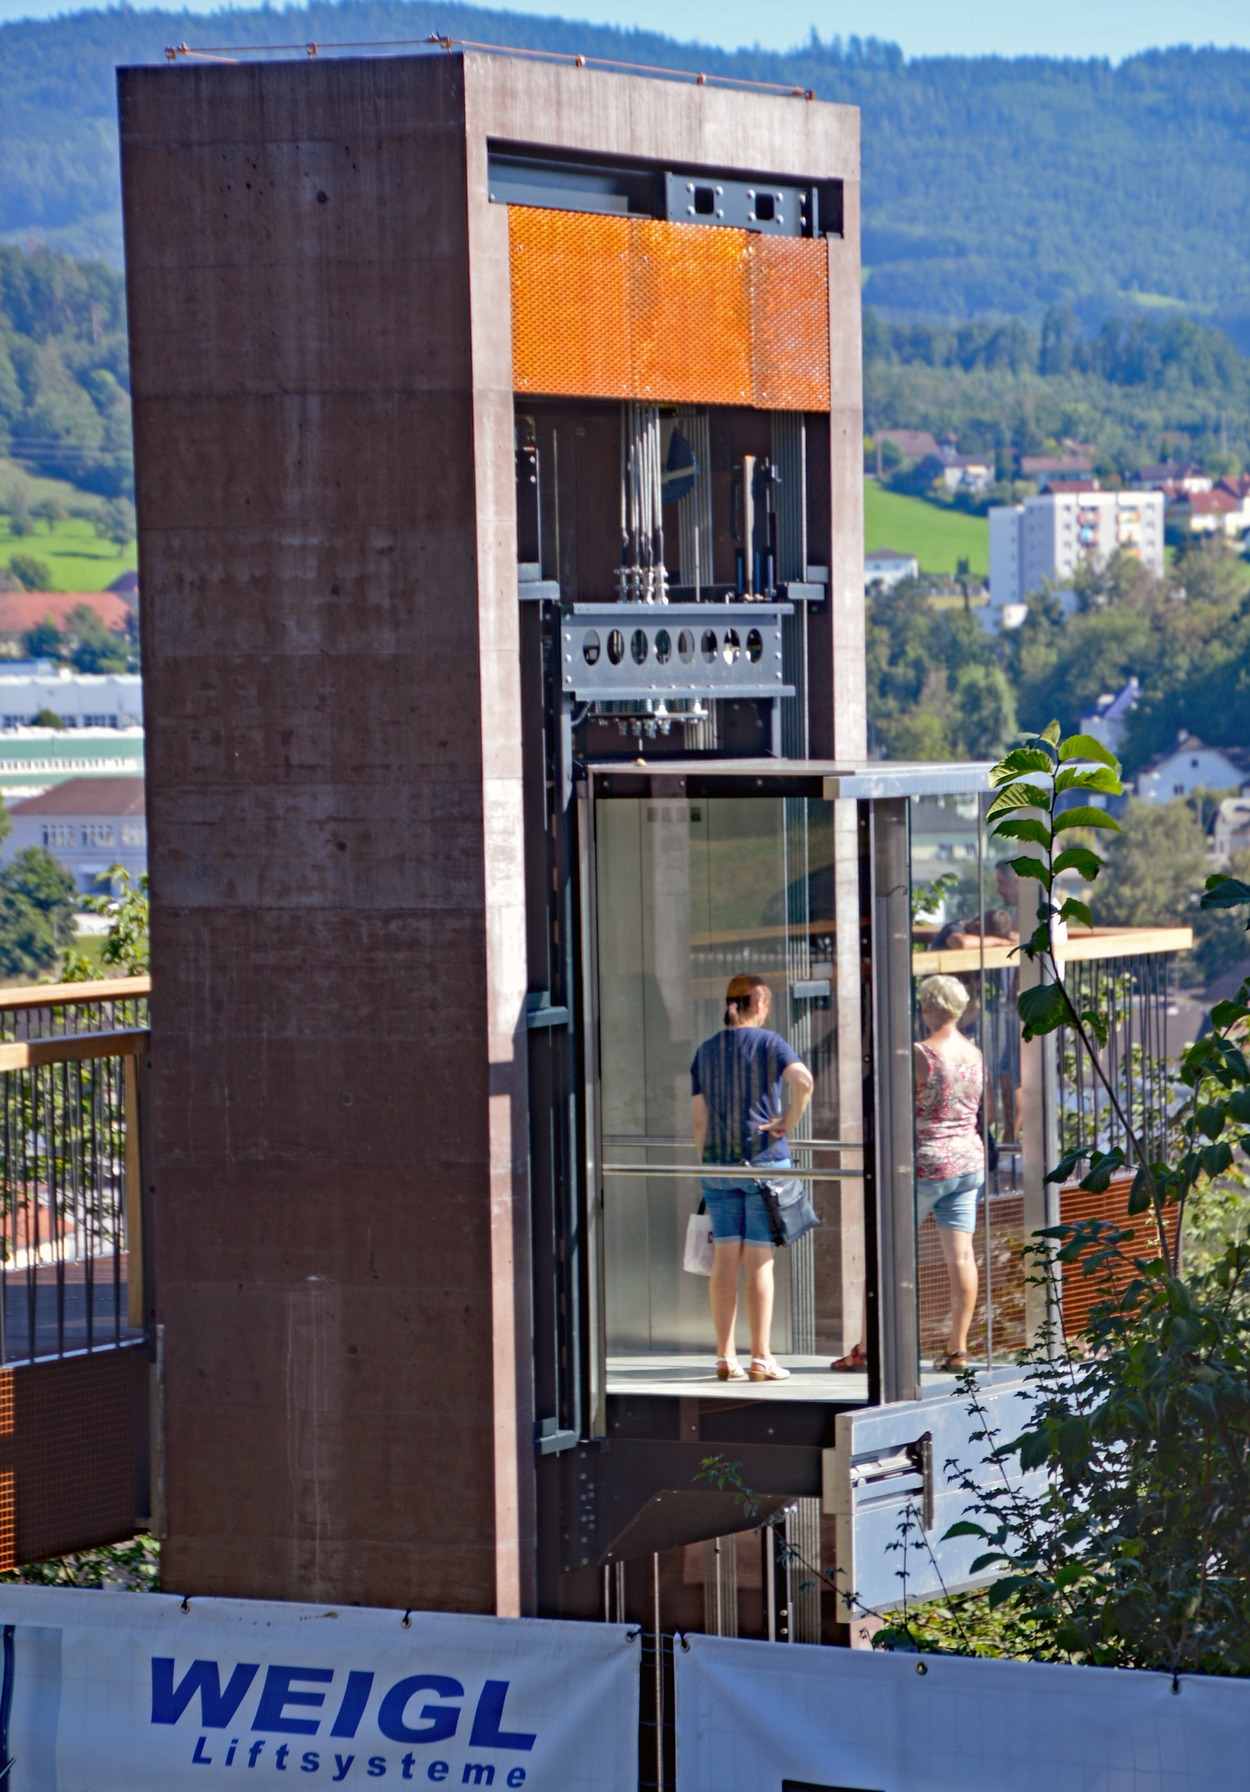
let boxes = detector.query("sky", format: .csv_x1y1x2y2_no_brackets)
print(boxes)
5,0,1250,54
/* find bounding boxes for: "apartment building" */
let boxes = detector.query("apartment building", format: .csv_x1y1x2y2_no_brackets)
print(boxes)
988,488,1165,619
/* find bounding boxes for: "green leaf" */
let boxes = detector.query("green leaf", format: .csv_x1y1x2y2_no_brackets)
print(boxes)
942,1520,991,1541
1045,1148,1089,1185
1056,732,1120,769
1210,1000,1250,1032
1052,807,1122,833
991,746,1058,783
1196,1102,1227,1140
1051,845,1104,880
1000,855,1051,886
1200,876,1250,912
986,780,1052,823
1058,898,1093,929
1081,1148,1126,1194
1200,1141,1234,1179
1018,980,1068,1040
1055,765,1123,796
1080,1007,1108,1048
1040,720,1062,748
1228,1090,1250,1124
987,1575,1030,1610
1126,1167,1153,1215
992,815,1052,848
1017,1429,1051,1471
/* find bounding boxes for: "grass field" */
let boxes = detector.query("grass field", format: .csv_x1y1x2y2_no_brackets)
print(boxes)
0,515,136,593
864,480,989,578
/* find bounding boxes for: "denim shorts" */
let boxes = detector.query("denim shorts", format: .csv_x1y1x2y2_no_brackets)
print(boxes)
916,1171,982,1234
701,1180,777,1246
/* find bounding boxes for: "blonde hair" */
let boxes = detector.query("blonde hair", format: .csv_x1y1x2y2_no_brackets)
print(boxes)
917,974,970,1023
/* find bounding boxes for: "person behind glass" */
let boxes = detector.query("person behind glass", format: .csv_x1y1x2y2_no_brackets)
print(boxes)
914,973,986,1372
690,974,814,1384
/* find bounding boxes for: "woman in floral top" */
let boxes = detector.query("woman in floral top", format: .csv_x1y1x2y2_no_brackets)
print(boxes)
914,974,985,1371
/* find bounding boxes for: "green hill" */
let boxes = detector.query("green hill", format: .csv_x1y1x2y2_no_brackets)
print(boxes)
4,10,1250,343
864,483,987,579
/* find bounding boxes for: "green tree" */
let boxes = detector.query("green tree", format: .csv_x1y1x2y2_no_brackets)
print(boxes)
65,602,127,673
0,845,77,978
95,495,134,553
953,661,1018,758
1096,798,1209,927
6,552,52,592
31,707,63,728
1088,806,1210,931
21,614,63,659
30,493,66,533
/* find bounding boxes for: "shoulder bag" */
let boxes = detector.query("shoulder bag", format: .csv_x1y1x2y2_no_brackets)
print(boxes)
754,1175,820,1248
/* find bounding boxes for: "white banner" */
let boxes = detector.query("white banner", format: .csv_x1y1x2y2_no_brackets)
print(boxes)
675,1632,1250,1791
0,1587,639,1792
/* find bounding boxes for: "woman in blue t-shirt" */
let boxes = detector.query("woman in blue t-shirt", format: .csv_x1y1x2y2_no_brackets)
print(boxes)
690,974,814,1383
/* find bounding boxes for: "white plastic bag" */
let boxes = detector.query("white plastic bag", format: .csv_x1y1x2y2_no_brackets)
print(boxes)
683,1208,715,1276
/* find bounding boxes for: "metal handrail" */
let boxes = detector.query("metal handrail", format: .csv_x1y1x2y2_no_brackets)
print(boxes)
603,1134,864,1150
602,1163,863,1180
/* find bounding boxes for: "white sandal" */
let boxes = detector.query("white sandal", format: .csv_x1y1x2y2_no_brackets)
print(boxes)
748,1356,791,1382
716,1357,748,1381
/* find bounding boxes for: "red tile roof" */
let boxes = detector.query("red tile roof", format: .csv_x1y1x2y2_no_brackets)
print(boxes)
0,592,130,637
10,777,145,817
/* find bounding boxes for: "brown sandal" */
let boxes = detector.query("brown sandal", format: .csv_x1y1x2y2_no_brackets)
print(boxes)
935,1351,969,1372
830,1345,867,1371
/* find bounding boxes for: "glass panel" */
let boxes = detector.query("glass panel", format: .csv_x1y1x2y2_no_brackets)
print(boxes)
594,794,860,1382
909,792,1026,1369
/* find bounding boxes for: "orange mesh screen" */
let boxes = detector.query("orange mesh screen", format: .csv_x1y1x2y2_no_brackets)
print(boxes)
509,208,830,411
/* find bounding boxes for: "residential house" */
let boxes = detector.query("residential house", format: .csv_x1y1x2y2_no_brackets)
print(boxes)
1136,736,1250,804
0,591,131,643
1138,461,1211,494
1165,487,1246,540
874,428,941,463
1019,453,1095,489
865,548,920,589
1079,676,1140,760
938,453,994,494
4,776,147,893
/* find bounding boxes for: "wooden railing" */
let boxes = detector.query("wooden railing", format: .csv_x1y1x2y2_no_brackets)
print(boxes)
0,981,150,1364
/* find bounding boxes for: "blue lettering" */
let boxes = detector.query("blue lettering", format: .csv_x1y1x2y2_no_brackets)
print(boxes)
277,1744,292,1770
331,1671,375,1738
249,1741,267,1768
506,1774,526,1790
468,1684,535,1754
153,1659,259,1728
462,1769,495,1788
378,1678,463,1745
333,1757,355,1783
367,1759,387,1778
225,1740,240,1767
254,1666,335,1735
428,1769,448,1785
301,1752,321,1773
192,1736,213,1765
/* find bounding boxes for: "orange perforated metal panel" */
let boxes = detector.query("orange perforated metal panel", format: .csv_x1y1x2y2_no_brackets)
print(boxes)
509,208,830,411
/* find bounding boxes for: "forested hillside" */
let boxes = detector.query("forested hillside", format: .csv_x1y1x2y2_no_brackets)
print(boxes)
4,7,1250,341
865,307,1250,474
0,245,131,498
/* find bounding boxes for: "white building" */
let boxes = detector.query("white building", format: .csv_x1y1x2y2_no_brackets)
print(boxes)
4,776,147,893
0,727,144,801
1212,796,1250,860
988,489,1165,619
865,548,920,590
1136,737,1250,805
0,667,142,731
1079,677,1140,760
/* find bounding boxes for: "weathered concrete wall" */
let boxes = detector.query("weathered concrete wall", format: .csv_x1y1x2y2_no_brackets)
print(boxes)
120,53,533,1612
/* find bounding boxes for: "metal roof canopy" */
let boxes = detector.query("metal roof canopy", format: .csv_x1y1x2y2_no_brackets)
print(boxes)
584,758,995,799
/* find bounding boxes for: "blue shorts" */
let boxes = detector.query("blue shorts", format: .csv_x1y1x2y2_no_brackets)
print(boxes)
701,1180,778,1246
916,1172,982,1234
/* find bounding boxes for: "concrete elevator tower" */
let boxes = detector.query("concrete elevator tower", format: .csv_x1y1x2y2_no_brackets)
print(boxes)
118,47,863,1617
